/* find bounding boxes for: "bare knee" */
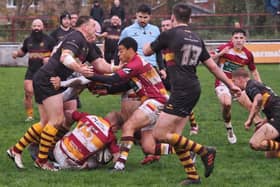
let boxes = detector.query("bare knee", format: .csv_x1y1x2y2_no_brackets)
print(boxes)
249,139,261,150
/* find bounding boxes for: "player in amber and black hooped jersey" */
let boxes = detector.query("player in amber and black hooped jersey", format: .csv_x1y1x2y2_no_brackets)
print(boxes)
12,19,55,122
232,68,280,158
50,11,74,44
144,3,241,185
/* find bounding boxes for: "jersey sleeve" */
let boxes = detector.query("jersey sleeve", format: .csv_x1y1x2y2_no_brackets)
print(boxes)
61,34,83,56
245,80,262,101
21,38,29,54
245,49,256,71
150,31,168,53
199,40,211,62
107,131,120,154
87,43,103,62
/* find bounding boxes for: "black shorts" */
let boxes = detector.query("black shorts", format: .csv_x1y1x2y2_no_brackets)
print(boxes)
266,99,280,134
163,86,201,117
25,68,37,80
33,70,65,104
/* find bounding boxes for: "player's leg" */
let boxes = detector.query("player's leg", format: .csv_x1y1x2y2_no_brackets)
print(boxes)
7,104,48,169
215,84,236,144
24,79,34,122
249,123,280,151
35,93,64,171
189,111,199,135
114,99,162,171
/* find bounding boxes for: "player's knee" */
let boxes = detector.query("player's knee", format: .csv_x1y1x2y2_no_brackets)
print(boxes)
249,140,260,150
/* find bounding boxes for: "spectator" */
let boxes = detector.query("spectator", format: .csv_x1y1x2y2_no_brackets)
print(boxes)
90,0,104,26
100,15,122,64
110,0,125,22
50,11,74,44
70,13,79,28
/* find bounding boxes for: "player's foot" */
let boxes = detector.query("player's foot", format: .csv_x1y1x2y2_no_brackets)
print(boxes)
34,159,59,171
190,151,197,163
180,178,201,185
25,116,34,122
201,147,216,178
190,125,199,136
7,147,25,169
227,128,237,144
141,155,160,165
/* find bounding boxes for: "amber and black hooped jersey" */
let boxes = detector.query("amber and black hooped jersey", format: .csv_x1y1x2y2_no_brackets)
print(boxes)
150,25,210,91
246,79,279,112
39,30,100,81
50,27,74,44
21,33,55,72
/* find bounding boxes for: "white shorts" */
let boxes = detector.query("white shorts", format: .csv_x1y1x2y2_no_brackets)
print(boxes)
53,141,81,169
215,82,231,98
139,99,164,131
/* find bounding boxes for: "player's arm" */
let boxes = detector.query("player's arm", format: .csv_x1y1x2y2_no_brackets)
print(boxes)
86,73,123,85
251,69,262,83
60,49,93,77
204,57,241,97
91,57,123,74
244,93,262,130
12,49,25,59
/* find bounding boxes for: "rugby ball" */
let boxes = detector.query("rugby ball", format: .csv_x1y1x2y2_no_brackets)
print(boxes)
96,148,113,165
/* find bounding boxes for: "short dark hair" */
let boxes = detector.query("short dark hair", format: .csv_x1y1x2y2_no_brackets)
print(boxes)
232,28,246,36
119,37,138,52
137,4,151,15
172,3,192,23
60,11,71,23
76,16,92,27
232,68,249,78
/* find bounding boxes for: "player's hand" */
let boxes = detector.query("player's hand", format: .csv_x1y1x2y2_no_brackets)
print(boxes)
159,69,167,79
50,76,61,90
112,152,120,163
12,51,18,59
244,119,252,130
79,64,94,77
230,85,241,98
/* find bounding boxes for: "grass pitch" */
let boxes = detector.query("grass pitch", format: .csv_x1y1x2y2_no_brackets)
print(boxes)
0,65,280,187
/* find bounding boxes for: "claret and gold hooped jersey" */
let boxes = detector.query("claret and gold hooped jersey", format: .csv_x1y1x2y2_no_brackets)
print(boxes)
60,115,119,164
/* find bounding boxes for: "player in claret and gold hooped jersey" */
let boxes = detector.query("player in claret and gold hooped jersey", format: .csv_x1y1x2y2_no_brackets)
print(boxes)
53,110,121,169
212,28,263,144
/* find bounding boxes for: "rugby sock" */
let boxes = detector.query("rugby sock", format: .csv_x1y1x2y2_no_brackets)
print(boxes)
116,136,134,166
155,143,175,155
169,133,207,156
176,148,199,180
225,122,233,131
265,140,280,151
26,108,33,118
14,122,43,153
37,124,58,163
189,111,198,128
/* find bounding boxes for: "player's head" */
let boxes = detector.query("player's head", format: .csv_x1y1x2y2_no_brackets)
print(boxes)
76,16,96,42
171,3,192,25
232,68,250,90
118,37,138,63
231,28,246,50
31,19,44,41
161,19,172,32
136,4,151,27
60,11,71,28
